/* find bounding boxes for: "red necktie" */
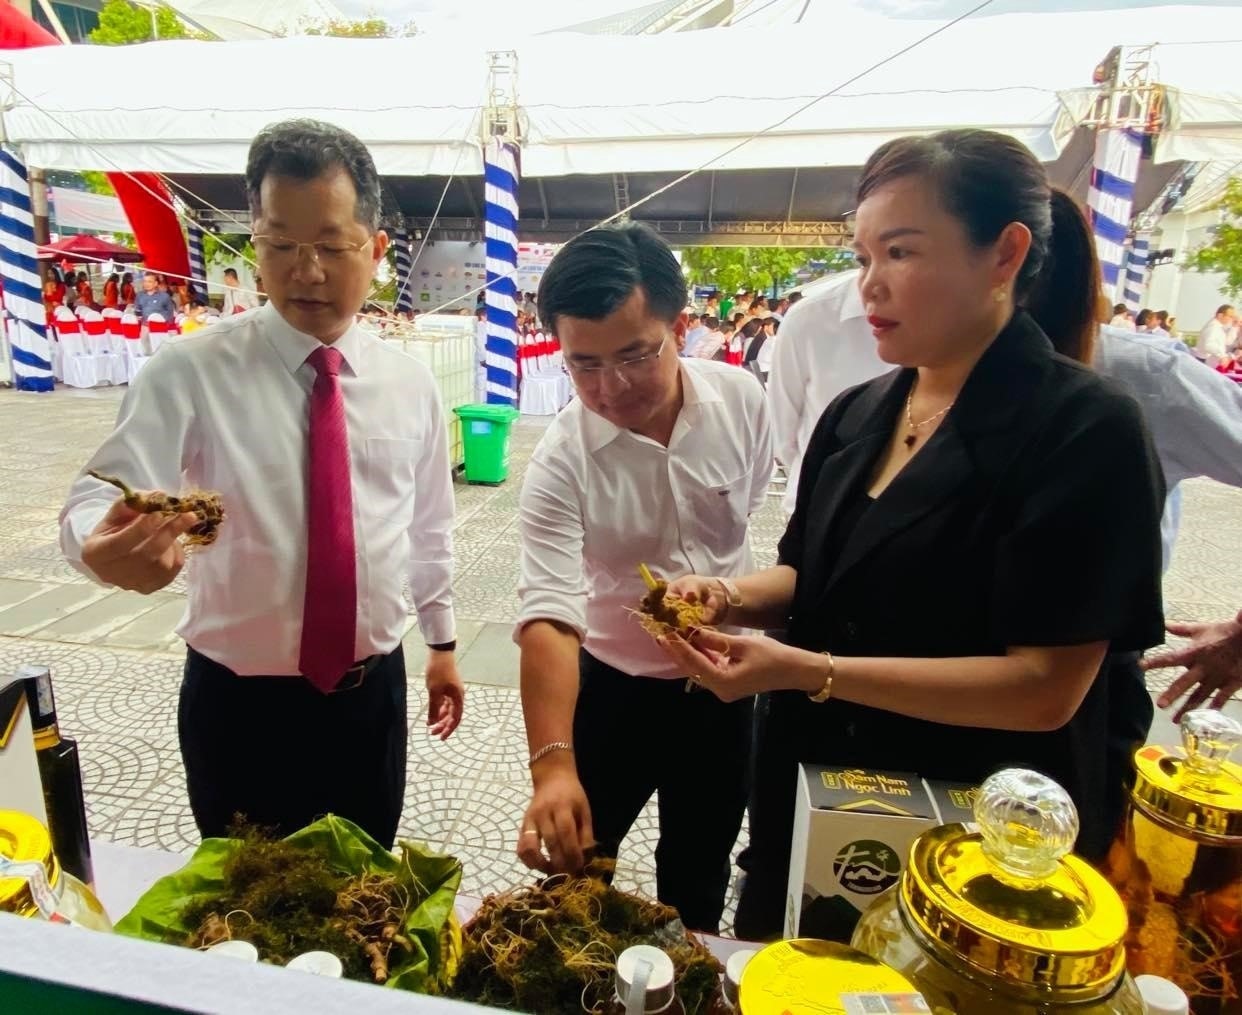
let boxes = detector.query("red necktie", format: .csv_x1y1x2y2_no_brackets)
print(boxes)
299,345,357,693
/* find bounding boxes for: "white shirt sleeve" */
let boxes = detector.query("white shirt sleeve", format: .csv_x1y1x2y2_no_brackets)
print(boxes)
407,386,457,645
768,308,809,468
515,445,589,642
1158,351,1242,488
747,379,776,515
58,344,198,582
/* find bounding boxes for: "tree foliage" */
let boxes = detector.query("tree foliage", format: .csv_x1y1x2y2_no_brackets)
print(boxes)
681,246,853,296
294,16,418,38
79,171,115,197
201,233,254,269
89,0,200,44
1187,177,1242,299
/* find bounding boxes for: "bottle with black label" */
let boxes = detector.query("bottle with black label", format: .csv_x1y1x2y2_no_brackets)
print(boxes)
19,665,93,887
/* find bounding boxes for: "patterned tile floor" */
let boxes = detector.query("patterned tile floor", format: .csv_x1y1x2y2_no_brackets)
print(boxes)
0,384,1239,920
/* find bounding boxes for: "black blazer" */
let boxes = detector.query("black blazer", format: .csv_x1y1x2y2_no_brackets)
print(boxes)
769,312,1166,856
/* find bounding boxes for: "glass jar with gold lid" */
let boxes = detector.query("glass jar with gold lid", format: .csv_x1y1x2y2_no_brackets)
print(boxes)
1101,710,1242,1015
0,809,111,931
851,768,1143,1014
737,939,929,1015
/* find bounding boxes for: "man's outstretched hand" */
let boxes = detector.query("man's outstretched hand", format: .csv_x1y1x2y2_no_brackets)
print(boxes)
1145,609,1242,722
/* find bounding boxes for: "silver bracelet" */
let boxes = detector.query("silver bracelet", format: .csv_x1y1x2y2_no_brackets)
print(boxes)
529,741,573,767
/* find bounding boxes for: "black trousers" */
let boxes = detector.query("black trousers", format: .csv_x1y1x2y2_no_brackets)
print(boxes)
178,646,408,849
575,651,752,934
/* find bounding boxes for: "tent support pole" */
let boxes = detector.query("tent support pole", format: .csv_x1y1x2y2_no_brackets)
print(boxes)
785,167,799,223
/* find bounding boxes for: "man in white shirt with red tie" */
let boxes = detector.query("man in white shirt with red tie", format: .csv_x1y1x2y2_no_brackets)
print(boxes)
515,222,773,933
59,120,464,849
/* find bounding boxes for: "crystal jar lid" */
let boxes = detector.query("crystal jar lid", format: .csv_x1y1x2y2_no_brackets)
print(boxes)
901,769,1128,1003
1132,709,1242,841
0,810,60,916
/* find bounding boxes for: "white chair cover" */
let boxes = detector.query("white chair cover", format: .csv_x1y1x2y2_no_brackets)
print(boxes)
54,308,102,388
145,313,169,354
122,311,149,383
102,308,127,357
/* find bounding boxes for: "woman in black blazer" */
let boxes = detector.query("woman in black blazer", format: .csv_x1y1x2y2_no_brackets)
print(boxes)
660,128,1166,940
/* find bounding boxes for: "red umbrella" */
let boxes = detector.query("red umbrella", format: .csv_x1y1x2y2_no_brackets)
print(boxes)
36,234,145,264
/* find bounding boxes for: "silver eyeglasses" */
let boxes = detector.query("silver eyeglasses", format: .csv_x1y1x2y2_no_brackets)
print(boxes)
251,234,372,265
565,338,667,385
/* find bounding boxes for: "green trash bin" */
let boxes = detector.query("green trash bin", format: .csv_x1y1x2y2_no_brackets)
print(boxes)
454,403,521,484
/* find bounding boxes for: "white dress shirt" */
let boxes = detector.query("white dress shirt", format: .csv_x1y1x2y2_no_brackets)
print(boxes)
1094,325,1242,570
60,303,456,675
692,330,726,360
221,286,258,315
766,270,886,514
516,358,774,679
755,333,778,375
1199,318,1232,364
682,324,709,357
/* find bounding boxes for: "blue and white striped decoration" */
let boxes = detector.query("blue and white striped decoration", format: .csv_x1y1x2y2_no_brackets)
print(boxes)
0,148,54,393
1087,129,1143,299
392,228,414,315
1122,231,1151,312
483,138,519,405
186,220,206,301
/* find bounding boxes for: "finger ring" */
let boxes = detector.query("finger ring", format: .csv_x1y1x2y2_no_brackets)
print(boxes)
691,673,702,683
520,829,539,837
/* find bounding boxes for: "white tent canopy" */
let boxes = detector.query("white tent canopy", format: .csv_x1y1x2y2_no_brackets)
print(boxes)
1,4,1239,178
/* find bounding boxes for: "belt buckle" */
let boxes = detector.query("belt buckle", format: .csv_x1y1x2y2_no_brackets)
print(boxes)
333,662,367,693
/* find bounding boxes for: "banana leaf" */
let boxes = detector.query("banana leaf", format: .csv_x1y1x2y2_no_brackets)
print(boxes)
114,814,463,993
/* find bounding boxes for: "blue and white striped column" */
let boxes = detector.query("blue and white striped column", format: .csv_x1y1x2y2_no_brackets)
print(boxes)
0,148,54,393
1122,231,1151,312
186,220,206,301
483,138,519,405
1087,129,1143,301
392,228,414,315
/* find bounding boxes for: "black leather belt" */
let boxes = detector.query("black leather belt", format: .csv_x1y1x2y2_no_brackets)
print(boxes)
331,654,388,693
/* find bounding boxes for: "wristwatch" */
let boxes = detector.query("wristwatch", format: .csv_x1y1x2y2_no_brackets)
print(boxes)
712,577,743,620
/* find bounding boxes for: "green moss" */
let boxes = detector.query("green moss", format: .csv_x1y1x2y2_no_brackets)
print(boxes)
176,824,398,983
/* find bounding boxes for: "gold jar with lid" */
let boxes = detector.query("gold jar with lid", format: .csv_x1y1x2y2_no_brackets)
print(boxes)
737,939,929,1015
1101,710,1242,1014
0,809,111,931
852,768,1143,1014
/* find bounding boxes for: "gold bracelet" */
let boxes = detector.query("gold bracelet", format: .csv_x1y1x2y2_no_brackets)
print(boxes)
808,651,834,703
529,741,573,767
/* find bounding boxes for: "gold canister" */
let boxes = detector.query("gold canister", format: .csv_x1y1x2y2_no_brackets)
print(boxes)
0,809,111,931
738,939,929,1015
1102,710,1242,1014
852,768,1143,1014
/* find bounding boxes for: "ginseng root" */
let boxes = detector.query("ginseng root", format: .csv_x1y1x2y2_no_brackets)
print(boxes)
89,470,225,547
631,563,708,638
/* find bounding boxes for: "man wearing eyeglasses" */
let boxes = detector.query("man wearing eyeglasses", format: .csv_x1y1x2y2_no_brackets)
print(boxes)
59,119,464,849
514,222,773,933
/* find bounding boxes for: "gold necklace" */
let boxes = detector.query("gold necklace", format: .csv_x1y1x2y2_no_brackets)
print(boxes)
904,385,954,449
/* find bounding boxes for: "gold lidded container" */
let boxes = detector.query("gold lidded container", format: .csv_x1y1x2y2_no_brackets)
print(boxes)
0,809,111,931
852,768,1143,1014
1102,710,1242,1014
737,939,929,1015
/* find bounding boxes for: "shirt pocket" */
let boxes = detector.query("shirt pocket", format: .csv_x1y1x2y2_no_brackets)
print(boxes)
362,437,422,520
690,470,753,550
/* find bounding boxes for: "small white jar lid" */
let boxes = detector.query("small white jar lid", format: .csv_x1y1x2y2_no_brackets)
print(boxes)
205,940,258,962
287,951,344,978
724,948,760,1004
1134,975,1190,1015
616,945,676,1013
